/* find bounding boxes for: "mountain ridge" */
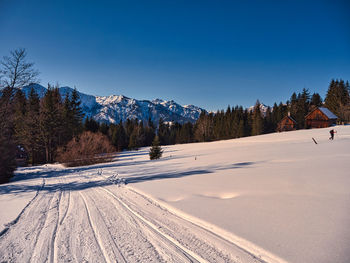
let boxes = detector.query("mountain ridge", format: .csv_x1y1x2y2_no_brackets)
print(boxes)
20,84,205,124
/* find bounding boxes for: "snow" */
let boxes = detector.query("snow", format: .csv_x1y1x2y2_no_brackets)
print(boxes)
1,126,350,262
318,107,338,119
126,126,350,263
0,164,67,232
248,103,269,116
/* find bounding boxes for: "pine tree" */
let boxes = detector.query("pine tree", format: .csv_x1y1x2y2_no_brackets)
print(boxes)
149,136,163,160
99,123,109,135
128,121,145,150
263,107,275,133
0,87,17,183
194,112,214,142
13,89,27,144
70,88,84,136
84,117,99,133
251,100,263,136
39,85,63,163
310,93,322,108
158,118,171,145
0,133,17,183
325,79,350,121
62,93,73,145
177,122,193,143
237,119,244,138
23,87,43,164
144,118,156,146
112,121,128,151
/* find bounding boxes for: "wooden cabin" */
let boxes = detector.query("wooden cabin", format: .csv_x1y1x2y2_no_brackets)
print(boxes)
277,115,297,132
305,107,337,128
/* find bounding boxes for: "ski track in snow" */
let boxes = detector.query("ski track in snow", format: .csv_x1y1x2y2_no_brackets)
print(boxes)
0,167,265,263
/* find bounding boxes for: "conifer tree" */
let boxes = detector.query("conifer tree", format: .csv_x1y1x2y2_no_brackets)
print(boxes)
62,93,73,145
325,79,350,121
124,118,135,144
251,101,263,136
70,88,84,136
158,118,171,145
177,122,193,143
144,118,156,146
99,123,109,135
0,134,17,183
111,121,128,151
194,112,214,142
84,117,99,133
169,122,181,144
237,119,245,138
310,93,322,108
149,136,163,160
0,87,16,183
128,121,145,150
13,89,27,144
23,87,42,164
39,85,63,163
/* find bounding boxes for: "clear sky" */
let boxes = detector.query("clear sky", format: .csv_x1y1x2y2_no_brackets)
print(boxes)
0,0,349,111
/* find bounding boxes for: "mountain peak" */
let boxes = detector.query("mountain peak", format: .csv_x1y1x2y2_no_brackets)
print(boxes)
21,84,205,124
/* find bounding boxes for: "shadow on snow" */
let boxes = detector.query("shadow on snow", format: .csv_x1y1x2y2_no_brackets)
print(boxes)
2,150,260,195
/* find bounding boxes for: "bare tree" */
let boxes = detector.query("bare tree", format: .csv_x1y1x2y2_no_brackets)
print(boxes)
0,48,39,89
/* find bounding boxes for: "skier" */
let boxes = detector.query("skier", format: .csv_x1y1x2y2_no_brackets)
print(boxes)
329,129,336,140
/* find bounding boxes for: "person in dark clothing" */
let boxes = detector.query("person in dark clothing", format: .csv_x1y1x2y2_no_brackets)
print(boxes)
329,129,336,140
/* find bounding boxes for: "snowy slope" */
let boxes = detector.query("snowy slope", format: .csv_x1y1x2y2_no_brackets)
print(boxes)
0,168,262,263
19,84,204,124
1,126,350,263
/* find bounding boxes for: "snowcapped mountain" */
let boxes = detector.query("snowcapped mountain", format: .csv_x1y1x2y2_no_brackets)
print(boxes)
248,103,270,116
20,84,205,124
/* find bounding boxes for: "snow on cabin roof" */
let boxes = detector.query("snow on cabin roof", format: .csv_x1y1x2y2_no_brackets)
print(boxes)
287,115,297,123
319,107,338,119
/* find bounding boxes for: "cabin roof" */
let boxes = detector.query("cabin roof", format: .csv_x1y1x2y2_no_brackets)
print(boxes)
305,107,338,120
280,115,297,124
318,107,338,119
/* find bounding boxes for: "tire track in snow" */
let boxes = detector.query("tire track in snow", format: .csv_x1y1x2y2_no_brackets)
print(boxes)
51,189,62,263
79,191,110,263
0,180,54,263
0,178,45,238
127,187,280,263
133,214,199,263
28,191,57,263
83,190,128,263
87,187,168,262
53,175,72,263
59,189,71,225
100,187,209,263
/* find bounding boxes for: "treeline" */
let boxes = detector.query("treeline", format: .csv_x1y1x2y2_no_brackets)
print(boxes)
194,80,349,142
0,86,84,165
1,80,349,179
83,117,194,150
82,79,349,149
1,79,349,183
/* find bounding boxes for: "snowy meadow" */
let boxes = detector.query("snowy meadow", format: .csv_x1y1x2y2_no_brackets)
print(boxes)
1,126,350,263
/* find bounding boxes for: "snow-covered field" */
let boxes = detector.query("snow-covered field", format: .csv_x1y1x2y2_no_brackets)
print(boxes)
1,126,350,262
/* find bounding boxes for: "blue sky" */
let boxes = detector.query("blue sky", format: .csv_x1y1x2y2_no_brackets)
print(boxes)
0,0,349,110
